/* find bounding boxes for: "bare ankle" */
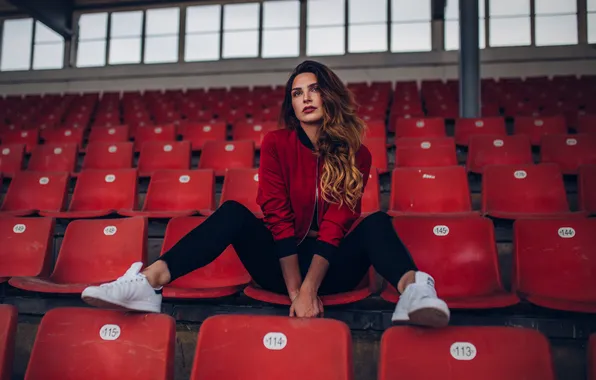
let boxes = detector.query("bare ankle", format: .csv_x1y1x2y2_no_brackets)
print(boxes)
397,271,416,294
142,260,171,288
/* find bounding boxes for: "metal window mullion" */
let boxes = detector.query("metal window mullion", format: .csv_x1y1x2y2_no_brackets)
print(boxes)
30,20,36,70
387,0,392,52
140,10,147,63
530,0,536,46
578,0,588,44
0,20,4,70
219,5,225,59
344,0,349,54
484,0,489,48
106,12,112,66
179,6,187,62
300,0,307,56
258,2,264,57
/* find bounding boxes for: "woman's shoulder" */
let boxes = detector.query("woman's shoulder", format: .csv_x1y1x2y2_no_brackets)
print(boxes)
357,142,372,164
261,128,293,148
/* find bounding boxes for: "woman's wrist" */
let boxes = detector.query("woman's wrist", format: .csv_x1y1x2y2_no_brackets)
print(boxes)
300,280,318,295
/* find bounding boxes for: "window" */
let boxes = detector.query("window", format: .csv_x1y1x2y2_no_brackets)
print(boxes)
307,0,345,56
186,5,221,62
444,0,485,50
489,0,531,47
223,3,260,59
263,0,300,58
77,12,108,67
590,0,596,43
1,18,33,71
535,0,577,46
33,22,64,70
391,0,431,52
109,11,143,65
145,8,180,63
349,0,387,53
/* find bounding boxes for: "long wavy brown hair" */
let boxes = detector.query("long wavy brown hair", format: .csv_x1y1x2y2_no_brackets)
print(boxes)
280,60,366,211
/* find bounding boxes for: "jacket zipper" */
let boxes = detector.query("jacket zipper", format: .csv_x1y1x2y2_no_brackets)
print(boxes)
298,157,318,245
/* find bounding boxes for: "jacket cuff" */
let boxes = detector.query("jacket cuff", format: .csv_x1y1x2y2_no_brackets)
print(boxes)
316,240,339,262
275,237,297,258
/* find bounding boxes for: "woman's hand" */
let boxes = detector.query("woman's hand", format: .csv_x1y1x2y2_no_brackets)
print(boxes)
290,290,324,318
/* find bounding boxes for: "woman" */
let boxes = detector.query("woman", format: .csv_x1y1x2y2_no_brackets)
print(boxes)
82,60,450,327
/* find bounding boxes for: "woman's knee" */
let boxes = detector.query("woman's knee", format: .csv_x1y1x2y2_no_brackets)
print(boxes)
218,200,254,219
362,211,391,225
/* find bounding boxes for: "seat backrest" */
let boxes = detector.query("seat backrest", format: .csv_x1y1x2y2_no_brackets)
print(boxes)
198,140,255,175
0,305,17,380
70,169,138,212
82,142,134,171
364,120,387,140
1,129,38,152
514,116,567,145
540,134,596,174
232,121,277,147
379,326,555,380
28,143,78,172
0,217,54,278
455,117,506,145
1,171,69,213
182,122,227,150
191,315,353,380
577,114,596,134
144,170,216,213
514,218,596,305
0,144,25,176
395,137,457,167
133,124,176,151
394,117,445,138
137,141,191,174
390,166,471,214
50,217,147,284
467,135,533,173
363,138,388,172
43,127,84,146
220,168,261,215
25,307,175,380
362,168,380,214
578,164,596,214
87,125,130,144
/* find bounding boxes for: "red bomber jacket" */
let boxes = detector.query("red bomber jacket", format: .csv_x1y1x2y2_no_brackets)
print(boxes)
256,126,372,261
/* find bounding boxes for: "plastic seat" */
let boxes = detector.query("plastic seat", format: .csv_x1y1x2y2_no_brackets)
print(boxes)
81,142,134,171
364,120,387,140
590,334,596,380
191,315,352,380
43,127,84,147
514,218,596,312
364,138,388,173
540,134,596,174
198,140,255,176
0,305,17,380
1,129,38,153
389,166,474,216
24,307,175,380
362,168,380,216
454,117,506,146
87,125,130,145
394,117,445,138
467,135,533,173
10,217,147,293
577,114,596,134
137,141,191,177
514,116,567,145
219,168,262,217
579,164,596,215
381,216,518,308
181,122,227,151
0,218,54,282
0,144,24,177
121,170,216,218
379,326,555,380
0,171,68,216
232,121,277,149
160,217,250,298
41,169,137,218
133,124,176,151
28,143,78,173
395,137,457,167
482,164,573,219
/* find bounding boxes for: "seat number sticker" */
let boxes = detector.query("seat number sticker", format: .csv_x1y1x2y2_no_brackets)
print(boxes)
558,227,575,238
514,170,527,179
493,139,504,147
13,224,26,233
263,332,287,350
450,342,477,360
433,225,449,236
225,144,235,152
104,226,117,236
100,324,121,341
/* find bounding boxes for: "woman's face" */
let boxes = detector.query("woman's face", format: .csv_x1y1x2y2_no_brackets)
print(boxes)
291,72,324,126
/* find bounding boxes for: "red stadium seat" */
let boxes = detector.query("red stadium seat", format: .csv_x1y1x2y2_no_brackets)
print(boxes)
0,217,54,282
455,117,506,146
191,315,352,380
198,140,255,176
381,216,518,308
41,169,137,218
467,135,533,173
24,307,175,380
395,137,457,167
379,326,555,380
577,114,596,134
540,134,596,174
364,120,387,140
389,166,474,216
1,129,38,153
133,124,176,151
137,141,191,177
0,305,17,380
579,164,596,215
219,168,262,217
0,171,68,216
81,142,134,171
514,116,567,145
0,144,24,177
394,117,445,138
181,122,227,151
28,143,78,173
364,138,388,173
160,217,250,298
87,125,130,145
232,121,277,149
43,127,84,147
10,217,147,293
590,335,596,380
514,218,596,312
362,168,380,216
121,170,216,218
482,164,573,219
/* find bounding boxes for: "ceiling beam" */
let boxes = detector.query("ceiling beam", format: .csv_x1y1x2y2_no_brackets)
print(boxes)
7,0,74,39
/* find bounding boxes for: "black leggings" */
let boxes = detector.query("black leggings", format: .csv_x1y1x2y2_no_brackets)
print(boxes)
159,201,417,295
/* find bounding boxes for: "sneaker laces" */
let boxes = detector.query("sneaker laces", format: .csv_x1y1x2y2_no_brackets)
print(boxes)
100,262,145,288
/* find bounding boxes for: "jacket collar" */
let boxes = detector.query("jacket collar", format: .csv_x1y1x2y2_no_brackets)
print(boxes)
297,125,316,151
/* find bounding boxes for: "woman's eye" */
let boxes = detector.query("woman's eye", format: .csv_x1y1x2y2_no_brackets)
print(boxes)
292,91,301,97
310,86,319,92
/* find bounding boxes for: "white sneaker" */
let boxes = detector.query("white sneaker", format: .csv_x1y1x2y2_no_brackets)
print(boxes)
81,262,162,313
391,272,450,328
